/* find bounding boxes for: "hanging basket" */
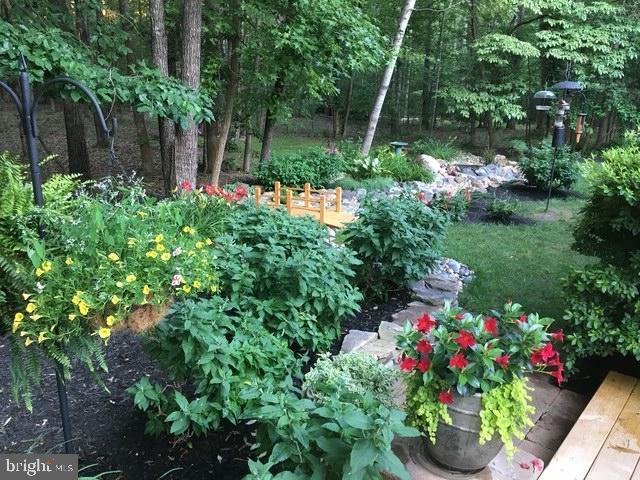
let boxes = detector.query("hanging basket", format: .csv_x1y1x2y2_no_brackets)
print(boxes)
92,299,172,334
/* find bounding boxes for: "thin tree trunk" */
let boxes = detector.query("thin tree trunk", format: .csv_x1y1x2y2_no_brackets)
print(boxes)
173,0,202,189
63,101,91,177
429,12,445,130
361,0,416,156
242,125,252,172
119,0,153,177
210,0,242,186
391,61,402,135
260,76,285,163
149,0,175,193
420,19,433,130
340,75,354,138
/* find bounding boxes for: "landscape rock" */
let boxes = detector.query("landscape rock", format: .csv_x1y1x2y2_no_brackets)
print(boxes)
357,339,397,363
378,321,403,342
419,154,445,174
392,301,440,325
340,330,377,353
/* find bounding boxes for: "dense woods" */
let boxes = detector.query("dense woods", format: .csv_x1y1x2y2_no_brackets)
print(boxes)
1,0,639,188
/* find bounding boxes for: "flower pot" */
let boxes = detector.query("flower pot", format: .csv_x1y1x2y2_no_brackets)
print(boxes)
424,391,503,472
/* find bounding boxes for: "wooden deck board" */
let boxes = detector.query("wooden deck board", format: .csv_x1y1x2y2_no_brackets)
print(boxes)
289,207,354,229
632,461,640,480
539,371,638,480
586,381,640,480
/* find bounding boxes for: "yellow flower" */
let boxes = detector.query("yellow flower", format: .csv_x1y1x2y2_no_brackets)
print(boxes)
181,285,192,294
111,295,120,305
116,281,124,288
72,294,81,305
25,303,36,313
142,285,151,295
182,226,194,234
65,257,74,265
210,285,218,293
155,243,166,252
14,312,24,322
188,250,196,257
154,234,164,243
35,268,44,277
195,241,204,249
137,210,147,217
106,315,116,326
193,280,202,289
29,314,43,321
68,313,77,321
146,251,158,258
161,252,171,261
22,293,31,300
127,238,136,246
108,253,120,262
98,327,111,339
42,260,52,272
126,274,137,283
205,238,213,246
78,301,89,316
24,337,34,346
37,332,47,343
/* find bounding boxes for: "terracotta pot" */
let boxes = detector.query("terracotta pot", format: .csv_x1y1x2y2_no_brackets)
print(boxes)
424,391,503,472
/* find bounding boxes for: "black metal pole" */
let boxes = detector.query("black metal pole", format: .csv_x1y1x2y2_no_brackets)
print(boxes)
545,145,558,213
17,54,74,454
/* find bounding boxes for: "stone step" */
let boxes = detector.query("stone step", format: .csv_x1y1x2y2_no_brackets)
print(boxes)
340,330,377,353
392,301,440,326
357,338,397,364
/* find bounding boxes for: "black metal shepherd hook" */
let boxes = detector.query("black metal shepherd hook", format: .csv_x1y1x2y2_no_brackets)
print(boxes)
0,53,118,454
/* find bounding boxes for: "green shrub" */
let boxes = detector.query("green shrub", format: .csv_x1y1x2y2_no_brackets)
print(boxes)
519,142,581,190
219,205,362,351
253,147,345,188
242,355,418,479
426,190,469,222
303,352,397,407
340,194,449,298
410,138,458,161
487,197,519,222
563,132,640,370
129,297,301,436
334,175,395,191
375,146,434,182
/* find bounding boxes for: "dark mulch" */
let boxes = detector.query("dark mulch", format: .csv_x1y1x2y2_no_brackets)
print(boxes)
0,289,413,479
496,183,583,202
562,353,640,397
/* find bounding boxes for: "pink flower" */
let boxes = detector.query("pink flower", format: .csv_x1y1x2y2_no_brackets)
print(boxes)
180,179,192,192
531,458,543,471
418,192,426,200
171,274,182,286
204,184,214,195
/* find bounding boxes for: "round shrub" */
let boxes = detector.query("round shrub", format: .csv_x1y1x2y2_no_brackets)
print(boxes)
519,142,580,190
217,204,363,351
253,147,345,188
340,193,450,298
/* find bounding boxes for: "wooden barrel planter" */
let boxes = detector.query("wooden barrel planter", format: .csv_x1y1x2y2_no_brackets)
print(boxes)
424,392,503,472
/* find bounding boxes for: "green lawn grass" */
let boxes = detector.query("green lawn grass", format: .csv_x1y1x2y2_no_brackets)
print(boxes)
443,196,595,322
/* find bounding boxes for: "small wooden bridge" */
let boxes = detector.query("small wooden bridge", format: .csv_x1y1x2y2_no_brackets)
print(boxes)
540,371,640,480
254,181,355,228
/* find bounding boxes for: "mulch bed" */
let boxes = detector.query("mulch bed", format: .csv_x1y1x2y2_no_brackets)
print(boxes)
0,289,413,479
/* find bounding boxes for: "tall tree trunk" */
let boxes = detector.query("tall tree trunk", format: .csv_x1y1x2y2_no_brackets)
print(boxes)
361,0,416,156
209,1,242,186
242,125,252,172
429,12,445,130
260,76,285,163
391,60,402,135
173,0,202,189
340,75,354,138
486,112,495,149
420,18,433,130
63,101,91,177
149,0,175,193
119,0,153,177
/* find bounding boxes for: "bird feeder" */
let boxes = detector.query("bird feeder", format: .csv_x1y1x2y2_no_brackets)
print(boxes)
575,112,587,144
389,140,408,156
533,90,556,111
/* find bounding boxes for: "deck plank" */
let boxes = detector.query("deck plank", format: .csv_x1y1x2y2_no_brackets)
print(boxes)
586,381,640,480
539,371,637,480
632,461,640,480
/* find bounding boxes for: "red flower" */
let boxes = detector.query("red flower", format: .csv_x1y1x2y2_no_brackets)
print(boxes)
531,459,543,472
415,313,436,333
416,338,432,355
483,316,498,336
418,192,426,200
438,390,453,404
399,355,418,372
454,330,475,349
234,184,248,198
454,313,464,320
548,352,564,385
530,342,555,365
204,184,214,195
179,179,192,192
494,354,510,369
449,352,468,369
417,357,431,373
550,329,564,342
517,314,527,323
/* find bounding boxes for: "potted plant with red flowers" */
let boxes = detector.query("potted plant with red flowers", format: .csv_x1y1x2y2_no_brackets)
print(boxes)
395,301,564,472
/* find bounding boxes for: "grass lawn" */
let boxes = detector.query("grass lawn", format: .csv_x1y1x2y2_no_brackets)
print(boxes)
443,196,595,323
252,135,327,156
